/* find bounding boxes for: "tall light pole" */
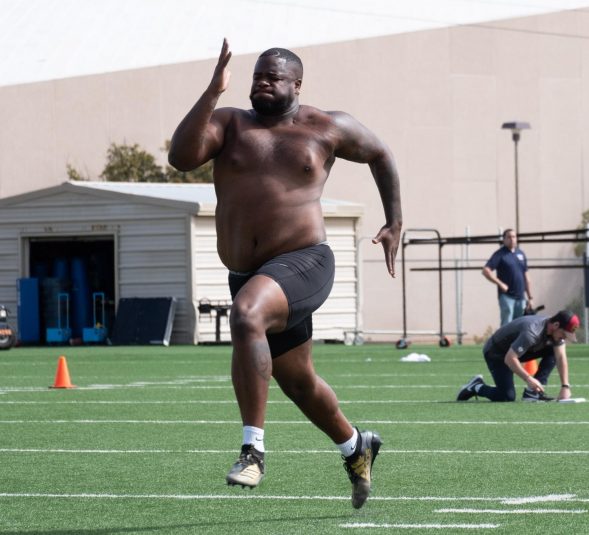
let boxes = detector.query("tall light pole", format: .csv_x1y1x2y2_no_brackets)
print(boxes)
501,121,530,235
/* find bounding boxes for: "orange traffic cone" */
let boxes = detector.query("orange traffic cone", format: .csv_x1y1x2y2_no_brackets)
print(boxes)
523,359,538,376
50,355,76,389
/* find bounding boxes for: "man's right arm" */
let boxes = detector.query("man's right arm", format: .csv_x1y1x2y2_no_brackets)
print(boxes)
482,266,508,292
168,39,232,171
482,252,508,293
503,348,544,392
330,111,402,277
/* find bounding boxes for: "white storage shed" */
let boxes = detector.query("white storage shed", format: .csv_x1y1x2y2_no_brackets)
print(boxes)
0,181,363,344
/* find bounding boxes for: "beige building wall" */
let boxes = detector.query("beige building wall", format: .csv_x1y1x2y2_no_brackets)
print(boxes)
1,9,588,342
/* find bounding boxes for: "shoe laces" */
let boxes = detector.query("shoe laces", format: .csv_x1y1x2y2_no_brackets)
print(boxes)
343,448,371,481
238,445,264,467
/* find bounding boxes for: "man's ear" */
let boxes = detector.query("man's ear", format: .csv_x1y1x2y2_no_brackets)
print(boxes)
295,79,302,94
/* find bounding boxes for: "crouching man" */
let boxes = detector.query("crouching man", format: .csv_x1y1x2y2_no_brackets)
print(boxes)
457,310,579,402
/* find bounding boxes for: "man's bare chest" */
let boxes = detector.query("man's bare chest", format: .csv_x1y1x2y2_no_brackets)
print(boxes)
219,120,335,173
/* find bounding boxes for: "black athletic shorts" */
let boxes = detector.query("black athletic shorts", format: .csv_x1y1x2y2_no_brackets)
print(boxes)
228,243,335,358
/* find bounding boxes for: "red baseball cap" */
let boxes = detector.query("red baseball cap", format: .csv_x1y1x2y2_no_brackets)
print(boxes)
551,310,580,342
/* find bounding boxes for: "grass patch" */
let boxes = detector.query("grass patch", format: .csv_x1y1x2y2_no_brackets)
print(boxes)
0,344,587,534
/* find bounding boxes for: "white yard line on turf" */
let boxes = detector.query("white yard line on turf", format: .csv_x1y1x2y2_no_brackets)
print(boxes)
0,419,587,425
502,494,579,504
0,400,441,404
436,508,587,514
1,448,588,455
1,383,588,393
340,523,500,529
0,493,582,503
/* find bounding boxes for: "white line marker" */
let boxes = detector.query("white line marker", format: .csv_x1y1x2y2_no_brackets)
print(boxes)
341,523,500,529
0,400,440,406
437,508,587,514
0,419,587,425
502,494,577,504
0,493,581,504
1,448,588,456
385,450,589,455
361,420,589,425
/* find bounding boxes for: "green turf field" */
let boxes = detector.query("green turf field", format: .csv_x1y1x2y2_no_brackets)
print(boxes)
0,343,587,534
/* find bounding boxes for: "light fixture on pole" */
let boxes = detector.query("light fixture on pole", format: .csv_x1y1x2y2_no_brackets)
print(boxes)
501,121,530,235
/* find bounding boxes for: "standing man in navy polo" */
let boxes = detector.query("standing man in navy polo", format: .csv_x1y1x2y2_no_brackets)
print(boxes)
482,229,533,326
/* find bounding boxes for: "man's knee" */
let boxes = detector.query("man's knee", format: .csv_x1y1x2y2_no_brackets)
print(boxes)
495,389,516,402
229,300,264,338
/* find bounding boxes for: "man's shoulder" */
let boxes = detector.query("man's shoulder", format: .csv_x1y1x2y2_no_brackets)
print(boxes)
515,315,546,336
214,107,249,119
298,105,337,124
217,106,336,126
486,246,507,264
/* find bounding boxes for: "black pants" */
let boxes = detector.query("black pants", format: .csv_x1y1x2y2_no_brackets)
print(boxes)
228,243,335,358
478,347,556,402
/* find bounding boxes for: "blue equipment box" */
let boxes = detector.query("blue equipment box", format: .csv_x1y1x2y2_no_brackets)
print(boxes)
83,292,107,343
46,292,71,344
46,327,72,343
17,278,40,343
82,327,107,343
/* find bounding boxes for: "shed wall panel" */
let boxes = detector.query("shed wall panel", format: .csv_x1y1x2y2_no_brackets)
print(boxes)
191,215,358,344
0,190,195,344
0,186,359,346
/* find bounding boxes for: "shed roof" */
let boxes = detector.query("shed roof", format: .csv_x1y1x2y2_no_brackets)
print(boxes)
0,181,364,217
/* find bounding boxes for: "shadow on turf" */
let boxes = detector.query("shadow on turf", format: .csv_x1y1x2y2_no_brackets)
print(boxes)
0,514,352,534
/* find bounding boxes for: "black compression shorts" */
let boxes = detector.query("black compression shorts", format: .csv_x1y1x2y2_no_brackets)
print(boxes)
228,243,335,358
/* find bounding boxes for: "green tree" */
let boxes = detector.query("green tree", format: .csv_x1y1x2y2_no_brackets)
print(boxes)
100,142,164,182
66,163,89,181
66,141,214,184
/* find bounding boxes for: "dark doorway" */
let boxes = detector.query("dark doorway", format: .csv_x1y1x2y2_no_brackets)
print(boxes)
25,236,115,344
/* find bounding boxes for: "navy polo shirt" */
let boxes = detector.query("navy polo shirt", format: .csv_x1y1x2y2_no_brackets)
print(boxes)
485,246,528,299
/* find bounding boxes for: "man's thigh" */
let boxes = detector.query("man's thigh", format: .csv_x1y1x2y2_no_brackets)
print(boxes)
499,294,515,326
512,299,526,320
485,355,515,399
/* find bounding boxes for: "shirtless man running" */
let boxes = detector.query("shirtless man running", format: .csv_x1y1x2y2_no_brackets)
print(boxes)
169,39,402,509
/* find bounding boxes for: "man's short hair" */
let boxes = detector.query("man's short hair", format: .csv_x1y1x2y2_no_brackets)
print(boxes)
502,228,515,239
259,48,303,78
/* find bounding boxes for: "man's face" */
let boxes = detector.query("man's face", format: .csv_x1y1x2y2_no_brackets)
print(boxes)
551,326,566,341
549,323,577,343
503,231,517,250
249,56,301,116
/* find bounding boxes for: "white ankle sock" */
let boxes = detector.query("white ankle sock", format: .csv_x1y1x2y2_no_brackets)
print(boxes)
337,428,359,457
243,425,265,452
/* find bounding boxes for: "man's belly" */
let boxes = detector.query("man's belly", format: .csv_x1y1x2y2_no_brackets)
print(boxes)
215,206,326,272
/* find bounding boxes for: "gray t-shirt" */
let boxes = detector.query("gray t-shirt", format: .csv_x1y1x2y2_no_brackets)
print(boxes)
483,315,564,361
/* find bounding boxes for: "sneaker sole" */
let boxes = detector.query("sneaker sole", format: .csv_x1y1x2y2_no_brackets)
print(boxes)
226,472,264,489
226,479,261,489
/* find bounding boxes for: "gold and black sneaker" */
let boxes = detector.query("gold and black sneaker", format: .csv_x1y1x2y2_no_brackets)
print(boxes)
226,444,265,489
343,429,382,509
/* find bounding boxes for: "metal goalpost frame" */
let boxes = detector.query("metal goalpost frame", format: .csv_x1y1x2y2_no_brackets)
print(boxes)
348,227,589,347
